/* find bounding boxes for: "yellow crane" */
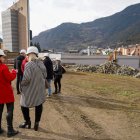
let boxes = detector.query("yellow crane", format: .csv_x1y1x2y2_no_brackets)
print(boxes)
108,49,118,62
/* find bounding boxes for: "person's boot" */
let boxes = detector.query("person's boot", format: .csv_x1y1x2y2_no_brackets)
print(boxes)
34,122,39,131
19,120,31,129
0,110,4,134
7,126,18,137
58,85,61,94
53,89,57,94
0,125,4,134
6,112,18,137
17,91,21,95
0,129,4,134
58,89,61,94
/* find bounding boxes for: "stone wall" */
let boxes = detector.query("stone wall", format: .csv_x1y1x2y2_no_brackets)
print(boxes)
61,55,140,69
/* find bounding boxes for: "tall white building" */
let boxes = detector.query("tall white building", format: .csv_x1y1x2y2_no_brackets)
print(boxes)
2,9,19,52
2,0,30,52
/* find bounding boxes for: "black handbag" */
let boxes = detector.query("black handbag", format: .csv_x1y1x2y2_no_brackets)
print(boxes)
45,79,49,89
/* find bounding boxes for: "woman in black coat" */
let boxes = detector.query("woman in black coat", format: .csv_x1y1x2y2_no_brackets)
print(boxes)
43,54,53,96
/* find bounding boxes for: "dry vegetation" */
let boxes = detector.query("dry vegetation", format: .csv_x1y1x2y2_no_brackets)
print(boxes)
1,71,140,140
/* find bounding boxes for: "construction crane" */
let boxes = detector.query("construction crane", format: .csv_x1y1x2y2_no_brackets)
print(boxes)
108,49,118,62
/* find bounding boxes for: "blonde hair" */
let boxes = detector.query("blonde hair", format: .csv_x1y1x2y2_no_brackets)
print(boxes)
28,53,37,62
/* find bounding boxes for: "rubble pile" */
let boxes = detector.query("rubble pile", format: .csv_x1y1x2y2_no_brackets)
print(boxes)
67,62,140,78
76,65,97,72
134,72,140,78
117,66,139,76
96,62,120,74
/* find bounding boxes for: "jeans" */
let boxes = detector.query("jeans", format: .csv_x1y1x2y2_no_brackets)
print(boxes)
21,104,43,123
47,79,52,96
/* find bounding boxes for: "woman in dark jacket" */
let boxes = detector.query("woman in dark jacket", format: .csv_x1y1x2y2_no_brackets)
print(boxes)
14,49,26,94
43,54,53,96
53,58,63,94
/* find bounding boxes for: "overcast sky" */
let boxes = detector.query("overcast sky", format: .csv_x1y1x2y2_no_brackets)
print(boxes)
0,0,140,38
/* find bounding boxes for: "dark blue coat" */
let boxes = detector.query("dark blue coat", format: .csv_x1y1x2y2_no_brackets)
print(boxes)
43,57,53,79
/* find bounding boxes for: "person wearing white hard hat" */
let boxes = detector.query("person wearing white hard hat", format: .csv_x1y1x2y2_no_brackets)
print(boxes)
43,53,53,97
0,49,19,137
19,46,47,131
53,58,63,94
20,49,26,54
43,53,49,57
14,49,26,94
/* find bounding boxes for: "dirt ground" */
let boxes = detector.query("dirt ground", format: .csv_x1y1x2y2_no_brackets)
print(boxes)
0,72,140,140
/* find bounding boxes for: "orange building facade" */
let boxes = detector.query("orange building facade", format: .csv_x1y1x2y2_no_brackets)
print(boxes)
118,44,140,56
127,45,140,56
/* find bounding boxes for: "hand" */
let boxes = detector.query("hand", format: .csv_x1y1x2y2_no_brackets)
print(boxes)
11,69,18,73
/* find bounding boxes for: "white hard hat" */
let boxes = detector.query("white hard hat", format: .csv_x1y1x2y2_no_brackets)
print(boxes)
20,49,26,54
44,53,49,57
0,49,6,56
55,57,61,61
26,46,39,55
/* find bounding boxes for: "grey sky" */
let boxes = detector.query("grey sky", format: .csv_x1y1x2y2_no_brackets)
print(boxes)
0,0,140,37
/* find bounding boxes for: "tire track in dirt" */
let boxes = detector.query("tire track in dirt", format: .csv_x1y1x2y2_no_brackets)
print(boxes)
48,95,113,140
61,81,140,140
63,84,140,113
47,98,96,140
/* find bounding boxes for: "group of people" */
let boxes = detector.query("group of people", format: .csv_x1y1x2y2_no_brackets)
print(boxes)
43,53,64,96
0,46,65,137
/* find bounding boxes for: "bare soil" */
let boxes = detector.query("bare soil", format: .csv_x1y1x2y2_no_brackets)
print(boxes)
0,72,140,140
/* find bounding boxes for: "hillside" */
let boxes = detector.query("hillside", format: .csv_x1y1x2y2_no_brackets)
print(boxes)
32,3,140,51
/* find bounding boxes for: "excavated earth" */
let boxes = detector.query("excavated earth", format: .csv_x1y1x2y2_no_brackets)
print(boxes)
0,72,140,140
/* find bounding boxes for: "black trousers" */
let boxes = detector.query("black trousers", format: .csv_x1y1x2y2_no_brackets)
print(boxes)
21,104,43,123
0,103,14,129
54,75,62,92
16,72,23,92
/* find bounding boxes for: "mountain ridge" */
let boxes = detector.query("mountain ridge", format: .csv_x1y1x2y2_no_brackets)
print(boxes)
32,3,140,51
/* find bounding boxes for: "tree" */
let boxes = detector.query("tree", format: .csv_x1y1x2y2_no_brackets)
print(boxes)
34,42,41,53
30,42,33,46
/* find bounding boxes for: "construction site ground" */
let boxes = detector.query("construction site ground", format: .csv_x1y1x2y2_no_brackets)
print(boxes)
1,71,140,140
